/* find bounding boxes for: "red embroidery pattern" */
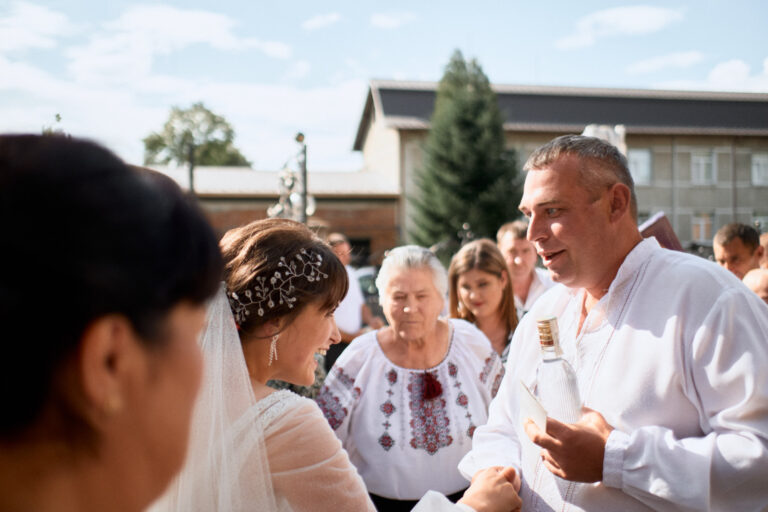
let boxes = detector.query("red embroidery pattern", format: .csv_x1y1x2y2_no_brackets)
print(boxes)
408,371,452,455
334,367,356,389
316,387,347,430
378,368,398,451
380,400,396,416
491,368,505,398
449,360,477,438
479,352,500,383
317,367,357,430
379,432,395,450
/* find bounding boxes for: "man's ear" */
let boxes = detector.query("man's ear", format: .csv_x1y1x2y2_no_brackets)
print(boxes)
607,183,632,222
76,315,139,423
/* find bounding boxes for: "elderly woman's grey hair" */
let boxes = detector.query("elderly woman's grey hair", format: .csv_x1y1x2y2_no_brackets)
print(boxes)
376,245,448,304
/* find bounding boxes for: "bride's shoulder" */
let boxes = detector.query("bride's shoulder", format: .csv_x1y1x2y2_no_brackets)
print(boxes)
254,390,324,430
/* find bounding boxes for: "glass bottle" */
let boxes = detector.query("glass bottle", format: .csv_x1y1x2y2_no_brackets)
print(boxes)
535,316,581,424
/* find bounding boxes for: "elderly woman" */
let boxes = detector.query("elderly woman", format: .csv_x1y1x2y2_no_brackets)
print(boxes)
0,135,222,511
318,245,504,511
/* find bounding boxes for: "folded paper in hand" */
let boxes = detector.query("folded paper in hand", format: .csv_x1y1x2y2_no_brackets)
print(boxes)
518,380,547,431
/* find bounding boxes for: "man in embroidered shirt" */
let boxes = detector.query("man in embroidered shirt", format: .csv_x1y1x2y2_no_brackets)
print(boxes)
713,222,764,280
496,220,555,319
459,134,768,511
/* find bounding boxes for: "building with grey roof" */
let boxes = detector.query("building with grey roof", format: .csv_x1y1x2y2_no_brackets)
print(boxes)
355,80,768,249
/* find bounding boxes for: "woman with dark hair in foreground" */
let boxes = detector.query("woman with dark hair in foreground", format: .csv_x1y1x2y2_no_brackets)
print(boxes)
0,134,223,512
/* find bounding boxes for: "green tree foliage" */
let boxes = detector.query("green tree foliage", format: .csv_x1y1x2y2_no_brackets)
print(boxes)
143,102,251,167
410,50,521,259
42,113,68,137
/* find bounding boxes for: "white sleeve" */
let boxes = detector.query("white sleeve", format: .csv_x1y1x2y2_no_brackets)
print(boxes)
458,363,522,480
602,289,768,511
267,399,375,512
411,490,475,512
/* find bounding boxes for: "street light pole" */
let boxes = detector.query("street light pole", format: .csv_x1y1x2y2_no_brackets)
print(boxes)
188,142,196,195
296,132,307,224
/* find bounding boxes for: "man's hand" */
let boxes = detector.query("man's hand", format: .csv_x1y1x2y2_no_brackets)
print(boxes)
458,466,522,512
524,407,613,483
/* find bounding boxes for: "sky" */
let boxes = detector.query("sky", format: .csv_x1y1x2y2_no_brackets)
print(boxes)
1,1,767,171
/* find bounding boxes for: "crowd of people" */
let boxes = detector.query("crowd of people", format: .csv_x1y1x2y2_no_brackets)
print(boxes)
1,132,766,512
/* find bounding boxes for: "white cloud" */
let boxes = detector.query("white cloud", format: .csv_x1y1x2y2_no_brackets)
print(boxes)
0,51,367,169
65,5,291,86
0,5,362,170
0,1,75,52
370,11,416,29
285,60,311,80
302,13,341,31
653,57,768,92
626,51,704,74
556,6,683,49
181,79,368,170
248,40,292,59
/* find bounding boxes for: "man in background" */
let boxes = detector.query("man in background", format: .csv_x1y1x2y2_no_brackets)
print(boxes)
713,223,763,279
325,233,384,370
496,220,554,318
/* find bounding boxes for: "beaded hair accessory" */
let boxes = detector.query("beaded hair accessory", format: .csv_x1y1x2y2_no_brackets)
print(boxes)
227,249,328,325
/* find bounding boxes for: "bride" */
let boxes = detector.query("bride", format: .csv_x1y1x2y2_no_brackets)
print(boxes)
152,218,520,512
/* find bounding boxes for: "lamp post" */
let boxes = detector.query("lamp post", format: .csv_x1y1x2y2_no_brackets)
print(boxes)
187,142,195,195
267,133,314,222
296,132,307,224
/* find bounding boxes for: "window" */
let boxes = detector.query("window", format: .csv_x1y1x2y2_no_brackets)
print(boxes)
691,213,713,242
691,153,714,184
752,153,768,185
627,149,652,185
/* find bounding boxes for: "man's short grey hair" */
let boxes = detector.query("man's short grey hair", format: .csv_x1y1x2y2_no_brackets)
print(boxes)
524,134,638,221
376,245,448,303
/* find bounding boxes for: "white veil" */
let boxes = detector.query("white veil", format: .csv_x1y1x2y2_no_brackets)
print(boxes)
149,284,277,511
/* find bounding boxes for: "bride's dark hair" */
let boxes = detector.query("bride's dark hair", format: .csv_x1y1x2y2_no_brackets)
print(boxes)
220,218,348,339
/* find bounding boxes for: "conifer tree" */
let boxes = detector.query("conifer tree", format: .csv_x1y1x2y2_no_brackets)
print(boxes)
410,50,521,259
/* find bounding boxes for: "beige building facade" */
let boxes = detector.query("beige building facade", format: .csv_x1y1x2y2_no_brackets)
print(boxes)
353,80,768,250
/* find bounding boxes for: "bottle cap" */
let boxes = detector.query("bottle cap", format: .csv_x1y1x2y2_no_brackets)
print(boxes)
536,316,559,347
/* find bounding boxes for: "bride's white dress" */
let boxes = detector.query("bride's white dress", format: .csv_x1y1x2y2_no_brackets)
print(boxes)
253,390,373,511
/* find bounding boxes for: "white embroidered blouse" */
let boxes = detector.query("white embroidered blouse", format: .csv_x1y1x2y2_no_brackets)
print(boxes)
317,319,505,500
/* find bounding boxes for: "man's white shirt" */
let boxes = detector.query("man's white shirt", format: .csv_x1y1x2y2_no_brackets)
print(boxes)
460,237,768,511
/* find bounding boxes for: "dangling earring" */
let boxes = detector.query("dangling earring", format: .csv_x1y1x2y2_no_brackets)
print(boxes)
268,334,279,366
